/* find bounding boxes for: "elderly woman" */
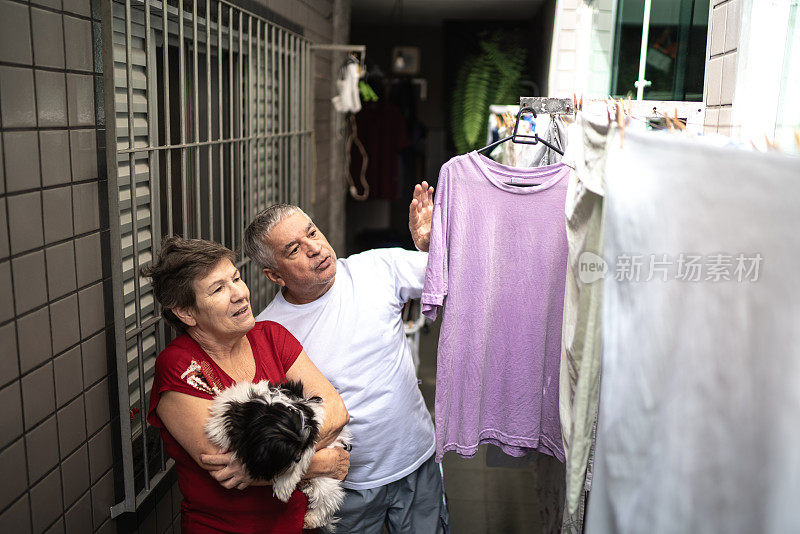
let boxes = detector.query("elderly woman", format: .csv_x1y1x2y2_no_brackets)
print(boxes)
143,236,350,533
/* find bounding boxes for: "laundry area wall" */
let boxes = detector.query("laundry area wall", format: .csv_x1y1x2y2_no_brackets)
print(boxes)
1,0,798,532
0,0,348,531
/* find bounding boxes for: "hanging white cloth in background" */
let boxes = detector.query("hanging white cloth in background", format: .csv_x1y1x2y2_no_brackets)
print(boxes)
332,62,362,114
559,114,612,524
586,129,800,533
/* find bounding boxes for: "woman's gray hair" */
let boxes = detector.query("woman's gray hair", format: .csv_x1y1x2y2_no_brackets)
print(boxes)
243,204,309,270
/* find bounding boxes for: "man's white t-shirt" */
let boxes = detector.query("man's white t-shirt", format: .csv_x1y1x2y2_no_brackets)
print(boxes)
256,248,435,490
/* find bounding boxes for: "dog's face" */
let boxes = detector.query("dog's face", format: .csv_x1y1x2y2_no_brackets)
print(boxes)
206,380,323,482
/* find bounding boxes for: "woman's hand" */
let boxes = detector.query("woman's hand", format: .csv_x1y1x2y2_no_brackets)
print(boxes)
409,181,434,252
302,447,350,481
200,451,254,490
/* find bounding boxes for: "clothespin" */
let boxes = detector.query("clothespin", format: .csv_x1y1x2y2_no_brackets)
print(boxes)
616,101,626,148
605,96,615,125
793,128,800,151
673,108,686,132
764,134,781,153
658,110,683,133
659,110,674,131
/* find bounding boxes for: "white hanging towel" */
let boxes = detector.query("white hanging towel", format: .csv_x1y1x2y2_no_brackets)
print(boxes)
586,129,800,533
332,62,362,114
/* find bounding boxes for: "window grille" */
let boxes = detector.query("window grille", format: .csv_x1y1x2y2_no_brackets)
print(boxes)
103,0,313,515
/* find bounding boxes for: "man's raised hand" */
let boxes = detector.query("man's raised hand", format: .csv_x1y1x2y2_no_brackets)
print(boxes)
409,181,434,252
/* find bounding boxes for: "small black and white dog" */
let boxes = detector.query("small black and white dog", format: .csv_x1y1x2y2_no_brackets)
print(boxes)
205,380,351,530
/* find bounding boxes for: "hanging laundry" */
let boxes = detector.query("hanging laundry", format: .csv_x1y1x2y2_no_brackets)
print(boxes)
422,151,569,463
559,115,613,522
522,115,569,168
485,106,567,167
486,106,535,166
586,129,800,533
332,61,362,114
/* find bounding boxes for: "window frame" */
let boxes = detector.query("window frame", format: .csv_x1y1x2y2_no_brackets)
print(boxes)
610,0,710,102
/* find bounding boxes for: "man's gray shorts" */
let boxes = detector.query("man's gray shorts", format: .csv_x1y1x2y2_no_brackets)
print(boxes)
323,454,449,534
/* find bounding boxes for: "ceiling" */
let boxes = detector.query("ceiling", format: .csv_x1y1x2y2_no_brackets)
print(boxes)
351,0,548,26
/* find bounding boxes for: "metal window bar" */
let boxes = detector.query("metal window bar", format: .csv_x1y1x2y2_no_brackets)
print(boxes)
105,0,313,516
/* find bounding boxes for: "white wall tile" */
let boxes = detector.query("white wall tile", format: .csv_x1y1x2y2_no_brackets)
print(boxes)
560,30,577,51
559,50,577,71
704,107,720,130
594,11,613,32
706,56,723,106
557,72,576,93
710,4,727,56
721,51,737,105
718,107,732,136
594,31,612,53
724,0,740,52
561,12,578,30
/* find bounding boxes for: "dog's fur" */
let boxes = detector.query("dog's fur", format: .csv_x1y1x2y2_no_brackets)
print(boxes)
205,380,351,530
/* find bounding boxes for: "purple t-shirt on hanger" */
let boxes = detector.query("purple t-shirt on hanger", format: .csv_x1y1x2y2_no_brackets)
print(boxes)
422,151,568,462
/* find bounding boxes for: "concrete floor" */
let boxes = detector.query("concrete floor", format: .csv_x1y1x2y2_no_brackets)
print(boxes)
416,317,566,534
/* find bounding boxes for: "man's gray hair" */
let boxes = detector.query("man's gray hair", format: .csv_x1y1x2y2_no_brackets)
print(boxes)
243,203,310,270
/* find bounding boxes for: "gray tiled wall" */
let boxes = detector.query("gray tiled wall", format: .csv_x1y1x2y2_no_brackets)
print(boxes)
2,0,340,531
0,0,173,531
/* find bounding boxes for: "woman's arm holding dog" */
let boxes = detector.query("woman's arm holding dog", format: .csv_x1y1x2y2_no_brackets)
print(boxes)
286,350,350,450
158,391,258,490
160,350,348,490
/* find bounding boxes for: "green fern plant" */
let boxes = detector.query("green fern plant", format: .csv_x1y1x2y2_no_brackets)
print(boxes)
451,31,527,154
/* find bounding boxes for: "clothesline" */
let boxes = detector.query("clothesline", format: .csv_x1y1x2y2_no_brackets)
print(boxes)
517,96,799,151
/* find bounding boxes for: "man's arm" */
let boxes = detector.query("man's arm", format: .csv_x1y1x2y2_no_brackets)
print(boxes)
409,181,434,252
201,447,350,487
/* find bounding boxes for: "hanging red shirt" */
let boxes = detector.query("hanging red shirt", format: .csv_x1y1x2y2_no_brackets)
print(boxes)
147,321,307,533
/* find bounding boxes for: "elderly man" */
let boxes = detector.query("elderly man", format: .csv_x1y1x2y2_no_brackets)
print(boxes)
242,183,447,534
